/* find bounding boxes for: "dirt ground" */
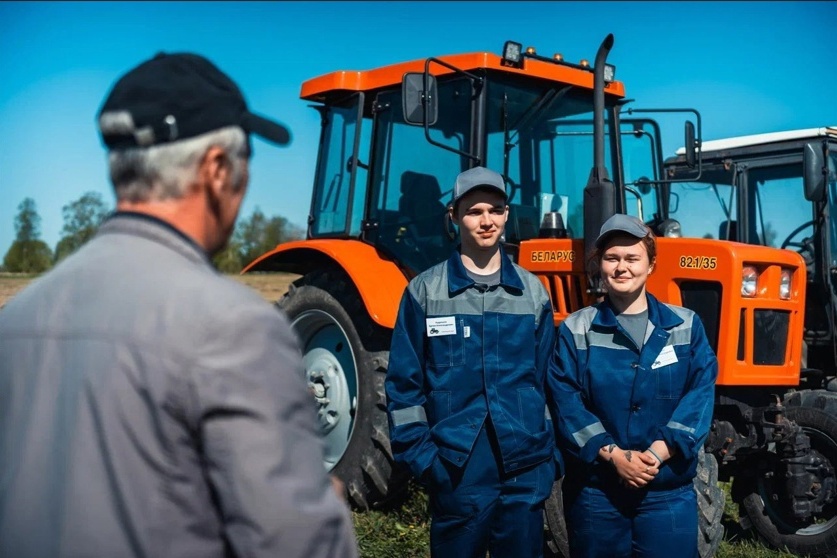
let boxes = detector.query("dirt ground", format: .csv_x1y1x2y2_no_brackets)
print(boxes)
0,272,300,310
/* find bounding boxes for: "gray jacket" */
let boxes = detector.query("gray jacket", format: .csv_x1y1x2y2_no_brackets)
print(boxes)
0,213,358,558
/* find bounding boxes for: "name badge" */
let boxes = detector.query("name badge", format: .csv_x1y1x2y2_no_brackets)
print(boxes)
652,345,679,369
426,316,457,337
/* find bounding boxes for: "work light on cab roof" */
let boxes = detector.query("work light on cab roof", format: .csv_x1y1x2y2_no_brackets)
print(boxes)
501,39,615,83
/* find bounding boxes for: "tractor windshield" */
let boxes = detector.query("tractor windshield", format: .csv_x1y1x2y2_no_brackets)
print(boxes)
483,78,662,244
485,77,624,243
666,162,812,248
355,71,656,274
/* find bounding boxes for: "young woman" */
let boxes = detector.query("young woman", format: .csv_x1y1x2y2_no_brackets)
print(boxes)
547,213,718,558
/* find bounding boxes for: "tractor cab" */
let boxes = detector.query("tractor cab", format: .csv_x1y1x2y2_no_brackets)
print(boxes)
663,126,837,376
303,39,689,277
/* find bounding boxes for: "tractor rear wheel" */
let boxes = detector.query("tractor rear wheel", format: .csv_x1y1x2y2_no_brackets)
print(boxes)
277,270,408,510
740,405,837,556
544,478,569,558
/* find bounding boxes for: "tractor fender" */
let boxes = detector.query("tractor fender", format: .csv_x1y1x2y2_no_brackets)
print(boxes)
242,239,408,329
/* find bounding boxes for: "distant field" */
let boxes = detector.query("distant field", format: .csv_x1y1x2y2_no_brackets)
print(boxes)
0,272,299,310
233,272,300,303
0,273,37,309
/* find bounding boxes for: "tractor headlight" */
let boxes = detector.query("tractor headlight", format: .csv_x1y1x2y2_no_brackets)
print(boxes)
742,265,758,298
779,268,792,300
659,219,682,238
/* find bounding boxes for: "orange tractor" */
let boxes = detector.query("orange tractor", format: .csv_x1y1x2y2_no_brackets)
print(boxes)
243,36,810,556
661,127,837,556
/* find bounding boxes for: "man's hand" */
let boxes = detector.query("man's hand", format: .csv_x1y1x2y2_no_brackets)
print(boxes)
330,475,348,502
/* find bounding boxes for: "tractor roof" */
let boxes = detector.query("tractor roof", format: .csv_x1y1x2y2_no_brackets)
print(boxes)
300,51,626,104
675,126,837,156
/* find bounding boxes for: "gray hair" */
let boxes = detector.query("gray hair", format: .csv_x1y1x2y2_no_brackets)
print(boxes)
104,125,249,203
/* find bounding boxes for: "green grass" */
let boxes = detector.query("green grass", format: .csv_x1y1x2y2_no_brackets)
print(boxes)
716,482,795,558
352,481,431,558
351,480,795,558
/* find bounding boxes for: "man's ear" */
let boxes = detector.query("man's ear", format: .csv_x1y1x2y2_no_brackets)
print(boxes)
198,145,230,198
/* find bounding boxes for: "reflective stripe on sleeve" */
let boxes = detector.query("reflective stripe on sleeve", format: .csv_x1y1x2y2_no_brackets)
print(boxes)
667,420,696,434
391,405,428,427
572,422,606,447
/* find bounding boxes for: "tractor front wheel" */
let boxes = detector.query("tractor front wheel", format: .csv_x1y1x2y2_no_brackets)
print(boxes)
740,405,837,556
277,270,407,510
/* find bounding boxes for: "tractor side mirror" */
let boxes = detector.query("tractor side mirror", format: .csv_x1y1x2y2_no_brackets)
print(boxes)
402,73,438,126
803,141,826,202
684,121,697,169
636,176,652,196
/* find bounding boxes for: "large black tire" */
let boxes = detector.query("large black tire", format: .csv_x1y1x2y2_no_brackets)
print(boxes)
785,389,837,415
740,405,837,556
695,447,725,558
544,478,569,558
277,269,409,510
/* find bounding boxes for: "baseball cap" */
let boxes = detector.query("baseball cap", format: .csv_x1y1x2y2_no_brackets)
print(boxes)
595,214,651,249
451,167,507,207
97,52,291,150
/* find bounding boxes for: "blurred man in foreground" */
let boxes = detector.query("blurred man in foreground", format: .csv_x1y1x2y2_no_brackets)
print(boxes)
0,52,358,558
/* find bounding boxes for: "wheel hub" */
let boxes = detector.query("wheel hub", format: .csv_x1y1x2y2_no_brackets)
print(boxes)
306,352,349,435
291,308,359,470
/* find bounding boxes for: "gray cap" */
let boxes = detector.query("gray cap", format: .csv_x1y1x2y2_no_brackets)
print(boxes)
595,214,650,248
451,166,507,207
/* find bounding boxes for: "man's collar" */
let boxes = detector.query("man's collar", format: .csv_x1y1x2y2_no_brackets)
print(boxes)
99,211,211,263
446,244,524,295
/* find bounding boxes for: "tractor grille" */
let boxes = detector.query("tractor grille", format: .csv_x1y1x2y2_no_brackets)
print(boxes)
752,310,790,365
680,281,722,353
544,273,588,316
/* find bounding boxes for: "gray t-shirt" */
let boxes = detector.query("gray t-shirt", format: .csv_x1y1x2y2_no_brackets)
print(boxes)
466,267,501,288
616,309,649,351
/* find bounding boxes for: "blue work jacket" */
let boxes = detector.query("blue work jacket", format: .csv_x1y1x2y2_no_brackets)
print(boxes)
548,293,718,490
385,247,558,481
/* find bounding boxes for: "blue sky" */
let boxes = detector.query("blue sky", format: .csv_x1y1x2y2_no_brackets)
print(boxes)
1,1,835,257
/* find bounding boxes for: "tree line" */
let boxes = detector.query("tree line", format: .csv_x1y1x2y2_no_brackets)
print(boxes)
2,194,303,274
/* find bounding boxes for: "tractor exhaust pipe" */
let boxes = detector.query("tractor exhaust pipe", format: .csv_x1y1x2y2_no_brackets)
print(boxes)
583,33,616,296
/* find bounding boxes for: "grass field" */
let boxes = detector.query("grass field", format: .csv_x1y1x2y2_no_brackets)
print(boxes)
350,479,795,558
0,273,801,557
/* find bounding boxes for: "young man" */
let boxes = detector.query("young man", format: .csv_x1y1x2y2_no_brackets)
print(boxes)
385,166,559,558
0,52,357,558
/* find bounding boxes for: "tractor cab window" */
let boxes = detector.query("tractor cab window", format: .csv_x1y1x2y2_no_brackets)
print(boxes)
483,78,621,243
668,165,740,240
667,161,813,249
748,163,812,249
309,95,370,238
667,166,739,241
619,119,664,224
825,152,837,267
366,77,473,274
